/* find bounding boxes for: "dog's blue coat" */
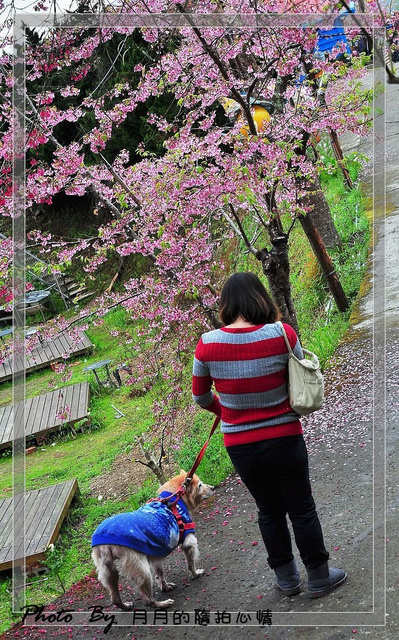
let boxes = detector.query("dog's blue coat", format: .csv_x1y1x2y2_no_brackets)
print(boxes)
91,491,195,557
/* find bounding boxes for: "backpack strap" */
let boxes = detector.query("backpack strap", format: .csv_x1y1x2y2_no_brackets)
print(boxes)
277,321,292,354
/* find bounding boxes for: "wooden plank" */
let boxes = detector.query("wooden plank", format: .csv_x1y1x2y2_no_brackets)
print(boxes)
0,361,11,380
12,351,24,373
0,405,12,439
78,382,90,419
0,492,21,529
25,351,41,371
27,342,46,367
0,407,13,444
67,383,80,425
44,389,66,432
48,390,62,430
5,405,13,437
40,339,60,363
43,479,78,552
0,481,78,571
50,382,90,429
51,391,65,428
40,390,61,437
13,486,47,561
33,480,78,556
35,343,52,366
56,334,74,360
12,403,25,442
82,333,92,348
59,332,86,358
26,392,47,437
54,385,75,426
51,388,68,427
0,493,25,564
12,486,45,555
69,383,81,419
28,483,68,555
70,333,92,356
23,397,36,432
33,394,52,439
25,484,61,555
32,342,53,365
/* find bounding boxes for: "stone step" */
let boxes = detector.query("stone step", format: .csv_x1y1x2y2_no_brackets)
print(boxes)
67,285,87,296
72,291,94,304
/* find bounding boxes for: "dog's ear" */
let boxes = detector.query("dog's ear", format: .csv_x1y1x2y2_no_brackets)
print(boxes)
183,485,197,510
183,474,200,510
180,469,186,476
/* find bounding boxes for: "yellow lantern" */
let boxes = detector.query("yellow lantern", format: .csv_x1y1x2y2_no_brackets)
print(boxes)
239,105,271,137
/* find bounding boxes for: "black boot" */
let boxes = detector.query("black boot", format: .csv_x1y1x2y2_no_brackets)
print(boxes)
274,559,301,596
307,563,347,598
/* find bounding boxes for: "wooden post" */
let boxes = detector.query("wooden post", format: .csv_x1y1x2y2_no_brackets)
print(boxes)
299,214,349,313
329,129,353,190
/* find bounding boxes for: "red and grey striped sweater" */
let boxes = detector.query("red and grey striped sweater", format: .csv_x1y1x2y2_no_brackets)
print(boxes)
192,322,303,446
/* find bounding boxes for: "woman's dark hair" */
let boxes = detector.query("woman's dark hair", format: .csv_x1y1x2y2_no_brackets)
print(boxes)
219,272,280,326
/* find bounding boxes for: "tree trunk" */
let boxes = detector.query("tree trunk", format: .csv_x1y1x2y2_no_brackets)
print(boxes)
255,238,300,336
299,173,342,249
299,214,349,312
221,205,300,334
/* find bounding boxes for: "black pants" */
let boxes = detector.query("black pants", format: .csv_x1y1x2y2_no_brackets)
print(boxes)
226,434,329,570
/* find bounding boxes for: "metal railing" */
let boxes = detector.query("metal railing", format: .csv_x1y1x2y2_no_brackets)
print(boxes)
1,232,71,309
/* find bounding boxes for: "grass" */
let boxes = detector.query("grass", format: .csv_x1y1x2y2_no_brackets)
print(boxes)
176,411,233,487
0,152,371,633
0,313,163,630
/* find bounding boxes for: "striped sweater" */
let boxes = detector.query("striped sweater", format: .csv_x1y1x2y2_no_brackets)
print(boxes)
192,322,303,446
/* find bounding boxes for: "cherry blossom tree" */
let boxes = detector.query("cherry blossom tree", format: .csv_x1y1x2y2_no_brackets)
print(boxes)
0,0,397,422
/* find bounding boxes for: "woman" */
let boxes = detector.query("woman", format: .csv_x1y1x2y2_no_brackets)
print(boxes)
192,272,346,598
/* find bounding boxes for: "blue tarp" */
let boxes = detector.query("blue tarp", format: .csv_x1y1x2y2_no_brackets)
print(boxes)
316,24,351,55
315,4,355,57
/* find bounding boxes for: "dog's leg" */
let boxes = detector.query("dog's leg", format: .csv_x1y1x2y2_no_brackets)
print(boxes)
120,552,174,609
139,571,175,609
92,547,133,611
182,533,204,578
152,560,176,592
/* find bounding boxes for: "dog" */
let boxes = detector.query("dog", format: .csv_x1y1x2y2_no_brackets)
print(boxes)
91,470,215,609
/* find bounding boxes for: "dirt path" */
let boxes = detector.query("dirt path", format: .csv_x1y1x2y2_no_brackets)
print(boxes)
2,67,398,640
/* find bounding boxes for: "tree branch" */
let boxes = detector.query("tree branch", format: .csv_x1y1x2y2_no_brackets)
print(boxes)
134,434,166,484
24,95,219,328
175,3,258,135
339,0,399,84
221,205,258,256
